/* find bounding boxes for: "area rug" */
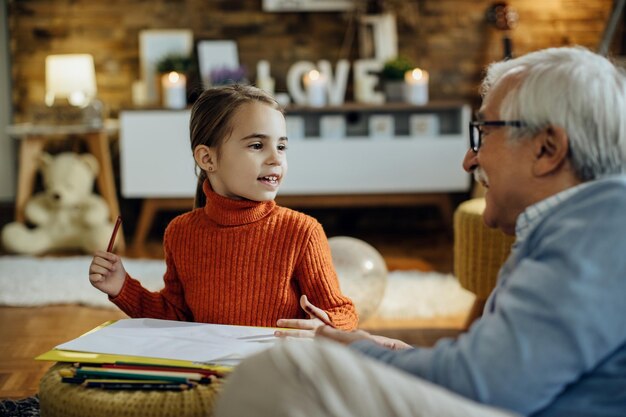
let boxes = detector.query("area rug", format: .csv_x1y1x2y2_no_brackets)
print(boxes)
0,396,39,417
0,255,474,318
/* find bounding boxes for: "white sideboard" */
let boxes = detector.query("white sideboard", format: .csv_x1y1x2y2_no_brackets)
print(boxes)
120,102,471,199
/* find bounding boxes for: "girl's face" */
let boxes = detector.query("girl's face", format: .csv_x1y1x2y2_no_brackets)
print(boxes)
205,101,288,201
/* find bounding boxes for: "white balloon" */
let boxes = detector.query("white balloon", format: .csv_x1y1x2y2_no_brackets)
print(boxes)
328,236,388,322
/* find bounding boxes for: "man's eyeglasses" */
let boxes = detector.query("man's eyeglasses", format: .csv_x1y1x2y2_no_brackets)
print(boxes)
469,120,526,152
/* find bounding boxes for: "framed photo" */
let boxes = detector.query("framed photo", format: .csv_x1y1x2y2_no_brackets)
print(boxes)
196,40,239,88
368,114,395,139
409,114,439,138
262,0,354,12
139,29,194,105
320,115,346,140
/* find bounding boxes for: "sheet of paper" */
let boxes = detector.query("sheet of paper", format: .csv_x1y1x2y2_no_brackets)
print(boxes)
56,318,280,365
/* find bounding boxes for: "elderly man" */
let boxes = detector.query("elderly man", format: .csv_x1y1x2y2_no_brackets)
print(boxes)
214,47,626,417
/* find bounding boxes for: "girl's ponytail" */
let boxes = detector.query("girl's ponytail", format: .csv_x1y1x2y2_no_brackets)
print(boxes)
194,170,207,209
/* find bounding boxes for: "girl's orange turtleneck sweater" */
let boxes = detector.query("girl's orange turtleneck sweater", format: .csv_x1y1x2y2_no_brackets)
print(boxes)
111,181,358,330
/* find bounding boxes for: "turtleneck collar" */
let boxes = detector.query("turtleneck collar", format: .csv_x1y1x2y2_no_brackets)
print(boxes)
202,180,276,226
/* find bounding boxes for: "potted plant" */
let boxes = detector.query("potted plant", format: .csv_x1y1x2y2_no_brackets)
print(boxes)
380,56,414,102
156,54,193,74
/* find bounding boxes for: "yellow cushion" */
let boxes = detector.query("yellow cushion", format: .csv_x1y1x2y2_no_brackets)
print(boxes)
453,198,515,300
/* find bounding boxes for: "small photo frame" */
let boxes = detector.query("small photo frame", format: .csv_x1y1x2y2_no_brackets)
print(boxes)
409,114,439,138
320,115,346,140
368,114,395,139
196,40,239,88
286,116,305,140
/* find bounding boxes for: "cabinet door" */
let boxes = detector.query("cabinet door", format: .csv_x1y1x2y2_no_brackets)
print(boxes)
120,110,196,198
281,138,470,194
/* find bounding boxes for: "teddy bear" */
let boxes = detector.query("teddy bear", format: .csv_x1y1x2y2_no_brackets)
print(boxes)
1,152,115,255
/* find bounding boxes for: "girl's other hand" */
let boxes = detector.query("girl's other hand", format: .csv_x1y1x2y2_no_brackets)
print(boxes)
274,294,331,338
89,250,127,297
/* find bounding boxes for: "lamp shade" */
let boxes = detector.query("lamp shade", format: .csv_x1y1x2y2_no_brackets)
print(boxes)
45,54,97,107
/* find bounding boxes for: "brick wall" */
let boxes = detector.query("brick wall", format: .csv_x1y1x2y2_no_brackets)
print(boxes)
7,0,616,120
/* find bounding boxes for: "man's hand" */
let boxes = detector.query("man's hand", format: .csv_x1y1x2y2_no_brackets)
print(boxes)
275,295,332,338
316,326,413,350
89,250,127,297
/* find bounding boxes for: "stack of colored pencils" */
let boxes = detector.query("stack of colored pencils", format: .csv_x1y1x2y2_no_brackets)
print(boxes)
60,362,223,391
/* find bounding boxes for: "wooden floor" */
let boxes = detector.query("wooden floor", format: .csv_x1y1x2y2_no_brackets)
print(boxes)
0,305,127,399
0,202,466,400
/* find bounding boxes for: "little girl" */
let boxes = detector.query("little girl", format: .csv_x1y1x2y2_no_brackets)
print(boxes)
89,85,358,330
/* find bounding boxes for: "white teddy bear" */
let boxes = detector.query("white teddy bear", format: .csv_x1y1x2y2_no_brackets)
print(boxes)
1,152,114,255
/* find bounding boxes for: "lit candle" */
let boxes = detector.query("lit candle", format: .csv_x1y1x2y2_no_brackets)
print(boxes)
161,71,187,109
256,60,275,95
303,69,327,107
403,68,429,105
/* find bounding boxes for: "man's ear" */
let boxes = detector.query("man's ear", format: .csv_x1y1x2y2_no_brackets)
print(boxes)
193,145,217,172
532,126,569,177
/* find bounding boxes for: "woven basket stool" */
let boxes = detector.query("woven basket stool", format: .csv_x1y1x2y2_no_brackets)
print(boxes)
39,363,223,417
453,198,515,328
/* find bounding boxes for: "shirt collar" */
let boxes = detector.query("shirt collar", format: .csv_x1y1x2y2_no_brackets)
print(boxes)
515,182,591,244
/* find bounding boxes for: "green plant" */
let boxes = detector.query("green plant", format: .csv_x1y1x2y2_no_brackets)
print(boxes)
381,56,414,81
156,54,193,73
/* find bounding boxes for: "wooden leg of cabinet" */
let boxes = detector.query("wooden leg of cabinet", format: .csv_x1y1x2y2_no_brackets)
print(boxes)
133,199,158,254
132,198,193,253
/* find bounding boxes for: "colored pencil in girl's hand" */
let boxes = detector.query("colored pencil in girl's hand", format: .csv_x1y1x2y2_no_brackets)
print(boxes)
107,215,122,252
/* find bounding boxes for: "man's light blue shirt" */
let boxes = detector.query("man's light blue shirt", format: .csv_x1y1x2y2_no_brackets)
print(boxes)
352,176,626,416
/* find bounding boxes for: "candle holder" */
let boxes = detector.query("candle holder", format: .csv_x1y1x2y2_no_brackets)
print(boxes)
303,70,327,107
155,54,192,107
161,71,187,109
403,68,429,105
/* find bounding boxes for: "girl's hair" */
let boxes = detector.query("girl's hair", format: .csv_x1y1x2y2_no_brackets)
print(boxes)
189,84,281,208
481,46,626,181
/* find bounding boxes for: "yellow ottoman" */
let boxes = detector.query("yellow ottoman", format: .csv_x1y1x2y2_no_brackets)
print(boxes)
39,363,223,417
453,198,515,326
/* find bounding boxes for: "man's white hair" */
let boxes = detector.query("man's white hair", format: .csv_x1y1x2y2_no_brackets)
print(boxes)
482,46,626,181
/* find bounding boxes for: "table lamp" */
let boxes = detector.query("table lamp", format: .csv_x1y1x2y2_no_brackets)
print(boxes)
35,54,102,126
45,54,97,107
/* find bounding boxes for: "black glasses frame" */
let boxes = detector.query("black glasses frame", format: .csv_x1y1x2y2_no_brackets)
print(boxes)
469,120,526,152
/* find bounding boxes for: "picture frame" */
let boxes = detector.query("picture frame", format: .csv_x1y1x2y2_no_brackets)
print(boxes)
409,114,440,138
320,115,346,140
368,114,395,139
139,29,194,105
195,40,239,88
285,116,305,140
262,0,354,12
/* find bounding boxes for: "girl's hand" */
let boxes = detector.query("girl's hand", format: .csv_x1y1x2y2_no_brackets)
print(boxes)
275,295,331,338
89,250,127,297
